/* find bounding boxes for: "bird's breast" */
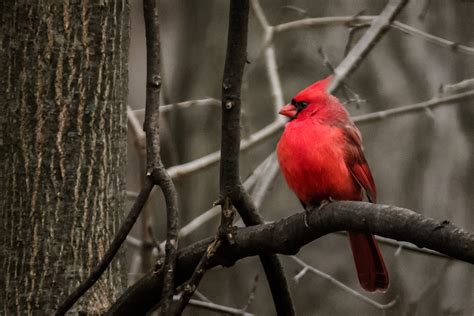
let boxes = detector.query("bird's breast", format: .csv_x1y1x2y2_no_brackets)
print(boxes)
277,120,361,204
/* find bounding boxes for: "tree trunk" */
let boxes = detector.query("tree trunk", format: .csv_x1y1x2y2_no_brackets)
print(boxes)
0,1,129,314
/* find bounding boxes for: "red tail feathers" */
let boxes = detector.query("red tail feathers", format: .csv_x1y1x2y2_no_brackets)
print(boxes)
348,232,389,292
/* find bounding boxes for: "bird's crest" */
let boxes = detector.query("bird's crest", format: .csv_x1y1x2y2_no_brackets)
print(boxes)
293,76,332,102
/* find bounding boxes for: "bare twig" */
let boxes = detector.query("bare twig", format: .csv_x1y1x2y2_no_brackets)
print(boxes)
172,199,234,315
126,235,155,250
390,20,474,55
375,235,447,258
132,98,221,114
332,231,448,259
344,24,370,57
56,180,155,315
127,106,146,151
126,190,140,199
166,120,285,179
143,1,179,313
352,90,474,124
250,153,280,208
291,256,397,310
173,238,222,315
242,275,259,312
328,0,409,93
188,299,254,316
193,290,211,303
250,0,285,119
271,16,474,55
440,78,474,94
107,201,474,314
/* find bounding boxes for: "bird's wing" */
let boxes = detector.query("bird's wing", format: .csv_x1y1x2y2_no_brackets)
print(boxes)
343,124,377,203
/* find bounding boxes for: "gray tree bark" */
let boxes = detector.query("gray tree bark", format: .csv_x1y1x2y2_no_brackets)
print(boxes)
0,1,129,314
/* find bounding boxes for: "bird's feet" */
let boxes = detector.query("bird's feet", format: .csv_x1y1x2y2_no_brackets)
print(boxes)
304,197,334,228
318,197,334,210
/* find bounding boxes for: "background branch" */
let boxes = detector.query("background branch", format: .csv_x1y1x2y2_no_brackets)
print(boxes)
271,17,474,55
328,0,409,93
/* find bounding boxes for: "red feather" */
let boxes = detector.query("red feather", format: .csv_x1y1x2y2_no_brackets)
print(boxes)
277,76,389,291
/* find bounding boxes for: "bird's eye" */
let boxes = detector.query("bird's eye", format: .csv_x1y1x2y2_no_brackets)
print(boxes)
295,101,308,111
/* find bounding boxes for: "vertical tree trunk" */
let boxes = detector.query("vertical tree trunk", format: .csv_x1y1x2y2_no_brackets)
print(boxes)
0,1,129,314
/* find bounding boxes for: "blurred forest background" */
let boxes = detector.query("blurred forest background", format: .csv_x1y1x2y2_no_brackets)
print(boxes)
126,0,473,315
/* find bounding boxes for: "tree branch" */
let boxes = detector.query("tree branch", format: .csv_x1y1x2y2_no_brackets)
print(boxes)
132,98,221,114
172,199,234,315
142,1,179,314
271,17,474,55
291,256,397,310
328,0,409,93
187,299,254,316
218,1,294,315
106,201,473,314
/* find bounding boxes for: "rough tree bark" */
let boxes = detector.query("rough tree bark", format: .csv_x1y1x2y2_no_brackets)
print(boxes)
0,1,129,314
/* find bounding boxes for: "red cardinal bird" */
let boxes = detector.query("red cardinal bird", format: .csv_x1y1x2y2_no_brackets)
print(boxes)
276,76,389,292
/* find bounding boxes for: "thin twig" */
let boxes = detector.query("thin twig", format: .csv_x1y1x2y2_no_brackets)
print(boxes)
56,180,155,315
352,90,474,124
127,106,146,151
126,190,139,199
250,0,285,119
332,230,449,259
132,98,221,114
188,299,254,316
375,235,447,259
193,290,211,303
143,1,179,313
440,78,474,94
242,275,259,312
271,16,474,55
173,238,222,315
328,0,409,93
166,120,285,179
291,256,397,310
250,153,279,208
126,235,155,250
172,198,234,315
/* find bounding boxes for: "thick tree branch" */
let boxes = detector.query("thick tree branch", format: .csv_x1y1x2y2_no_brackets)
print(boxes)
218,1,294,315
143,1,179,314
107,201,473,314
219,0,248,197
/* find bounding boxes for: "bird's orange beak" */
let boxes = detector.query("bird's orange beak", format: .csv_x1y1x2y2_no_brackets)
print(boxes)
279,104,297,118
